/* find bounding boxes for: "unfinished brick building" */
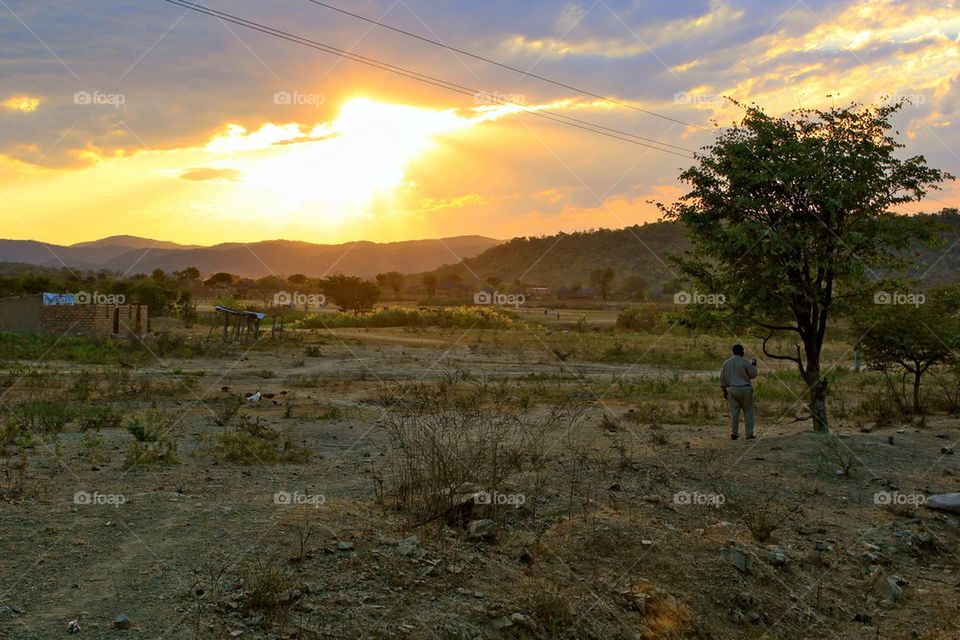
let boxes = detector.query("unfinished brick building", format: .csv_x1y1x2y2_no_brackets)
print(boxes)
0,294,149,338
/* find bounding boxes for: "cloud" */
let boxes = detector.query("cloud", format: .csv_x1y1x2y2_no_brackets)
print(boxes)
2,96,40,113
179,167,241,182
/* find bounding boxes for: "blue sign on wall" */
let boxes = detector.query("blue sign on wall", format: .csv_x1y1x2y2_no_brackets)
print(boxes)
42,293,76,306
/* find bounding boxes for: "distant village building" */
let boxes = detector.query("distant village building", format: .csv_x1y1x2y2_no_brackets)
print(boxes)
0,293,149,338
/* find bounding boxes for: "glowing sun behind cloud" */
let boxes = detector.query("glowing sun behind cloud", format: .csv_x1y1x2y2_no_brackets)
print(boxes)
194,98,476,227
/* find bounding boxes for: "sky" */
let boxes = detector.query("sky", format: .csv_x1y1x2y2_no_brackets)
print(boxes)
1,0,958,247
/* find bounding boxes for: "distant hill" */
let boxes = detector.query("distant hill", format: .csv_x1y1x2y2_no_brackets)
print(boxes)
0,235,501,278
425,210,960,294
431,221,689,293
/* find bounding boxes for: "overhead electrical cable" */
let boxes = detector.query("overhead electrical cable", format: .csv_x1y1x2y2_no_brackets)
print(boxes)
159,0,697,159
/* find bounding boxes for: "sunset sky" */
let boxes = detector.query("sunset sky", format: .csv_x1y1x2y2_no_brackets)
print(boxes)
1,0,958,246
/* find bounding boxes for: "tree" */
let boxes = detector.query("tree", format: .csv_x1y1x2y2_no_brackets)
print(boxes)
375,271,405,298
204,272,234,287
439,273,462,289
421,273,438,298
618,274,649,301
590,267,615,301
854,286,960,413
319,275,380,313
173,267,201,283
662,101,952,432
287,273,309,286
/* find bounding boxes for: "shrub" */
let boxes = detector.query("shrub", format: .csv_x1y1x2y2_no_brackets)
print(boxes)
211,417,310,465
123,436,178,469
381,375,578,523
126,409,175,442
9,401,74,437
79,405,123,431
616,306,663,332
299,306,514,330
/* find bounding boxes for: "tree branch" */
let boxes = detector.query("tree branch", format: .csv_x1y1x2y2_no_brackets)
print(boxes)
762,330,805,376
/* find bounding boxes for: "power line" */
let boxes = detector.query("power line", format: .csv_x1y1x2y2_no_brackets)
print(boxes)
302,0,715,134
158,0,696,159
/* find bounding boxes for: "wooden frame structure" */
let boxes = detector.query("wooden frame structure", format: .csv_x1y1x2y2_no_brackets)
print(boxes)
212,305,265,344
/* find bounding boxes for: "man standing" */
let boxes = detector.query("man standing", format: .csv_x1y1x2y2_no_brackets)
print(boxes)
720,344,758,440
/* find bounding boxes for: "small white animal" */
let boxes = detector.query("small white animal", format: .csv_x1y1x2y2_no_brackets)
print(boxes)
245,391,261,403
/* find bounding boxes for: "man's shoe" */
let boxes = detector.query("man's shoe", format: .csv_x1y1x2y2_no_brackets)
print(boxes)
746,434,756,440
730,434,739,440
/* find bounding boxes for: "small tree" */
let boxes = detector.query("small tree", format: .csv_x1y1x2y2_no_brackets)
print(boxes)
590,267,615,301
319,275,380,313
662,101,951,432
617,274,649,301
375,271,405,298
421,273,438,298
855,286,960,413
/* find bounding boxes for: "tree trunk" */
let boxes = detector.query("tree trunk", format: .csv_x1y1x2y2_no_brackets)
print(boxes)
913,369,922,414
804,366,829,432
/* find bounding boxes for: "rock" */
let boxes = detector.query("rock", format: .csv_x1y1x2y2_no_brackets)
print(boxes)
768,546,787,567
491,616,513,630
731,609,745,624
510,613,530,627
882,576,903,601
337,541,354,551
114,614,132,629
737,592,756,608
730,548,748,573
397,535,419,556
466,519,497,542
865,567,903,602
229,631,244,638
67,620,81,634
608,483,623,492
747,610,761,623
941,447,954,455
925,493,960,513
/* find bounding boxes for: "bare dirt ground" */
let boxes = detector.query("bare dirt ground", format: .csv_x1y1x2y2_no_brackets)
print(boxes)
1,327,958,639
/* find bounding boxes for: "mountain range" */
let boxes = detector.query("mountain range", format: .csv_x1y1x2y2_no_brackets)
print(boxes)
3,209,959,288
0,235,500,278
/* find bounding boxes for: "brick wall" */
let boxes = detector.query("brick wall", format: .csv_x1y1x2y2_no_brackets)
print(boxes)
0,295,44,333
40,304,149,338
